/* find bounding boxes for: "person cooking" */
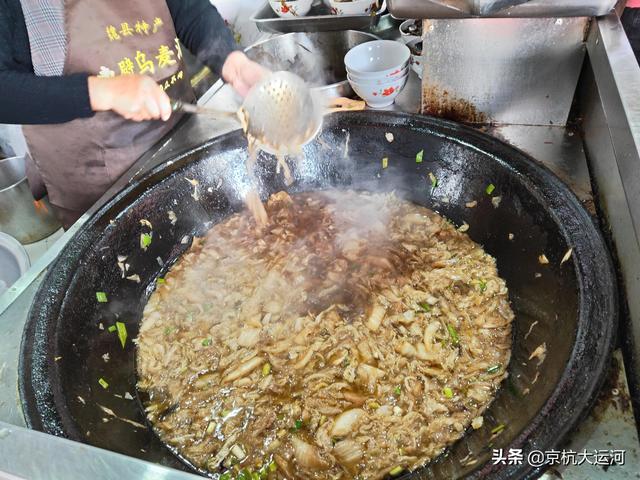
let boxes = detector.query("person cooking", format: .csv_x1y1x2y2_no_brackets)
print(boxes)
0,0,266,228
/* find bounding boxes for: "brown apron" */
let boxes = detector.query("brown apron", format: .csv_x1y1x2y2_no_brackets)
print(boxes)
23,0,194,228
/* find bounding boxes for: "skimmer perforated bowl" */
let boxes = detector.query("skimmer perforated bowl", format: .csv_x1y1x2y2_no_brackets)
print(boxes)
239,71,324,155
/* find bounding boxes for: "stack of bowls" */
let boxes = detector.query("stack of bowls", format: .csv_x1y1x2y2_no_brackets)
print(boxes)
344,40,410,109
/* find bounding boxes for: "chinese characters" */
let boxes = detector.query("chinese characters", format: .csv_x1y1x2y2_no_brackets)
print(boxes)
102,17,184,91
106,17,164,41
492,448,626,467
110,40,182,78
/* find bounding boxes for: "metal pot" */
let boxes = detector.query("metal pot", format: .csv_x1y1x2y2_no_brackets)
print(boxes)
243,30,379,99
19,112,617,479
0,155,60,244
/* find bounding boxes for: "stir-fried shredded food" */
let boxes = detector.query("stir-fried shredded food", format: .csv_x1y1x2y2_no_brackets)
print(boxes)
136,191,514,480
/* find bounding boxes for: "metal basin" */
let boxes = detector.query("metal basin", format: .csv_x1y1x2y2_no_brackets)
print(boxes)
244,31,379,98
0,155,60,244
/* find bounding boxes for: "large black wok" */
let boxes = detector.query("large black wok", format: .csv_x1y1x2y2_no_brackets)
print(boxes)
19,112,617,479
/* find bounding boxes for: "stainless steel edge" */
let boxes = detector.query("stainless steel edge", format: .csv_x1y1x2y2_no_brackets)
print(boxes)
582,13,640,403
388,0,471,19
0,420,202,480
387,0,616,19
251,2,385,34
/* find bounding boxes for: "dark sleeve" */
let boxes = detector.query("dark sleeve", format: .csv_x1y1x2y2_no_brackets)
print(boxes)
0,2,94,125
0,71,94,125
167,0,240,75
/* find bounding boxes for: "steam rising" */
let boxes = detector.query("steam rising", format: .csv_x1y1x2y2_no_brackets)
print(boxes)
245,35,331,89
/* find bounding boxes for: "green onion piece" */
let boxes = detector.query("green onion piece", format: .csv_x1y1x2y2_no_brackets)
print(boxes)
447,324,460,346
491,423,506,435
202,338,212,347
389,466,404,476
219,473,231,480
486,183,496,195
478,279,487,292
394,385,402,395
416,149,424,163
382,157,389,169
443,387,454,399
293,419,304,431
418,302,431,312
96,291,108,303
221,409,231,418
140,232,153,250
164,326,174,336
116,321,127,348
429,172,438,188
236,469,251,480
262,362,272,376
268,461,277,472
157,277,165,284
98,377,109,389
487,364,501,374
108,325,117,333
251,472,260,480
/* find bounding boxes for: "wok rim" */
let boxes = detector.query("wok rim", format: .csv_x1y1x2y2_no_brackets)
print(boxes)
18,111,618,480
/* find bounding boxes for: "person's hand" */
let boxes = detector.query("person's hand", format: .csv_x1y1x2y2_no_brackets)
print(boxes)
88,75,172,122
221,51,269,97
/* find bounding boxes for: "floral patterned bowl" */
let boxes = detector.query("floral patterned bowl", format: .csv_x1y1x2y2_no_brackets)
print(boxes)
269,0,313,17
348,66,408,85
329,0,383,16
347,71,408,109
344,40,410,79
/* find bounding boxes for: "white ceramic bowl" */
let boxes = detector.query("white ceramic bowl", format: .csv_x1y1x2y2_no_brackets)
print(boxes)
344,40,410,79
329,0,382,16
347,66,408,85
348,72,408,108
399,19,422,44
269,0,313,17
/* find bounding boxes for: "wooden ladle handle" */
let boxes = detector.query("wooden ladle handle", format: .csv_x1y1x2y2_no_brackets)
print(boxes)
326,97,366,114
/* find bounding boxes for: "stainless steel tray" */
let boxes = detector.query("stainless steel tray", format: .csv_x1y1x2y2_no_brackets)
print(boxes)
387,0,617,19
252,1,387,33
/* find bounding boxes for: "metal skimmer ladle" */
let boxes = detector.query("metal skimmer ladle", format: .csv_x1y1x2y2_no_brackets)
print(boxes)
172,71,324,155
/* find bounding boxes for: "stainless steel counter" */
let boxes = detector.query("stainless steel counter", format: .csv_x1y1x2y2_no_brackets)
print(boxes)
2,16,640,479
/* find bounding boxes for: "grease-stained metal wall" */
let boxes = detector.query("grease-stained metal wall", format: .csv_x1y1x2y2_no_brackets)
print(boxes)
420,17,589,125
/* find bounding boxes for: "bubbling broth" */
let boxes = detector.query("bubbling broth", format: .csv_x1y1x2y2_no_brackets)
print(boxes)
136,191,514,479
